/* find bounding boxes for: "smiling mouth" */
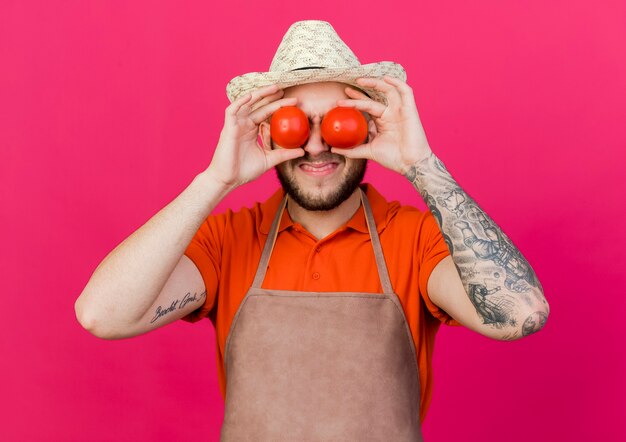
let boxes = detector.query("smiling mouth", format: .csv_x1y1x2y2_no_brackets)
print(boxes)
298,162,340,176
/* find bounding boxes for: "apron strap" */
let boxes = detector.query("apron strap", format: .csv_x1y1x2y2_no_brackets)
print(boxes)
251,192,288,289
359,187,394,294
252,187,394,294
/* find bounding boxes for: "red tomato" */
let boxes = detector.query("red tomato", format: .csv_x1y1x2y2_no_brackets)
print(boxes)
321,107,368,149
270,106,310,149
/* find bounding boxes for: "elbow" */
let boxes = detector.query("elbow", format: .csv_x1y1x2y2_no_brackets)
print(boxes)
74,294,117,340
492,295,549,341
75,298,104,338
515,287,550,339
75,294,92,331
518,306,550,339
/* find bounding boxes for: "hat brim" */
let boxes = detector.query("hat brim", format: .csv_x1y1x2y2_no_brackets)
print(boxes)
226,61,406,106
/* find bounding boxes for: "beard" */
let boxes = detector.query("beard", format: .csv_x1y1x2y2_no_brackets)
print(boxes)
274,149,368,211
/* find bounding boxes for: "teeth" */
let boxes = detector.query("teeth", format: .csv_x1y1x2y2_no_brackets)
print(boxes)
301,163,335,172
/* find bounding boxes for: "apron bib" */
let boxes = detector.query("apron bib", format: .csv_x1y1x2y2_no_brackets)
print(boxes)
220,187,424,441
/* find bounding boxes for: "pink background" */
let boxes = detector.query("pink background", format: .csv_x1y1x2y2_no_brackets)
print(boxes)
2,1,624,440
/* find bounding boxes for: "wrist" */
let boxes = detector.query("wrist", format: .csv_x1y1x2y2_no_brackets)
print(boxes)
197,168,237,196
401,148,437,181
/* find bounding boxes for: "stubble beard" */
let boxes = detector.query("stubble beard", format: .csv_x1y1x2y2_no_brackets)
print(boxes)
274,152,368,211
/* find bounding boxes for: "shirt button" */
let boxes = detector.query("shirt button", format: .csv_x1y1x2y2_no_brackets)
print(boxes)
312,272,320,280
315,247,321,253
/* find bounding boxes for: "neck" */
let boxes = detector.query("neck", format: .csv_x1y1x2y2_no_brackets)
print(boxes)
287,188,362,241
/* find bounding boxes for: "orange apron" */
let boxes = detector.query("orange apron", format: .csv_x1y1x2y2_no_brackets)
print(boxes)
220,187,424,441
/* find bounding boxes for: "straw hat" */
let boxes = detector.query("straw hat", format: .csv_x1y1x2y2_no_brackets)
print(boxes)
225,20,407,106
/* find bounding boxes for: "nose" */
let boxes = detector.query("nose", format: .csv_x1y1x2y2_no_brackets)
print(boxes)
302,114,329,156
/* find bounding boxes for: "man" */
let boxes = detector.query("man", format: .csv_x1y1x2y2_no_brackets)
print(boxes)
75,20,549,440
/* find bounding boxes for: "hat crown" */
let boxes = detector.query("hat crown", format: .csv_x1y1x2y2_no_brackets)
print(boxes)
269,21,361,72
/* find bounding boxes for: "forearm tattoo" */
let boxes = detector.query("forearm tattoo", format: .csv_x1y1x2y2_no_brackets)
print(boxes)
405,151,548,336
150,290,207,323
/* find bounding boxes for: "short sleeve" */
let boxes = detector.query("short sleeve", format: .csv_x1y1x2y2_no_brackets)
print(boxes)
180,215,223,323
417,210,462,327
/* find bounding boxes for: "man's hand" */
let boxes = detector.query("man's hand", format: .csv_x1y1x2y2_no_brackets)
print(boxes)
206,84,305,191
330,76,433,176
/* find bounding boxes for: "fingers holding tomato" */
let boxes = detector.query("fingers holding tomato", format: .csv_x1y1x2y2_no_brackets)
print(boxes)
337,88,387,119
207,84,306,189
248,95,298,126
333,76,433,174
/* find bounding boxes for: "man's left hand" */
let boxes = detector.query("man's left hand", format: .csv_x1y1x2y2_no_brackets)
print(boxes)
331,76,433,176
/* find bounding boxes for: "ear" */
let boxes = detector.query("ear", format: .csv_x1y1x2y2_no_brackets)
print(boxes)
367,117,377,142
259,121,272,149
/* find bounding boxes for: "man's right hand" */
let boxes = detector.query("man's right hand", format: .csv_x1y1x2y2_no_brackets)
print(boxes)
205,84,305,190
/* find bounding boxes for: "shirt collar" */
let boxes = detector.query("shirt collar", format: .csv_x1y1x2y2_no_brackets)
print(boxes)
259,183,390,235
345,183,390,234
258,187,295,235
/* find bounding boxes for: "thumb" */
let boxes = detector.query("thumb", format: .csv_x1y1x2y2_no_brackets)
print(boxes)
265,148,305,168
330,144,372,160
